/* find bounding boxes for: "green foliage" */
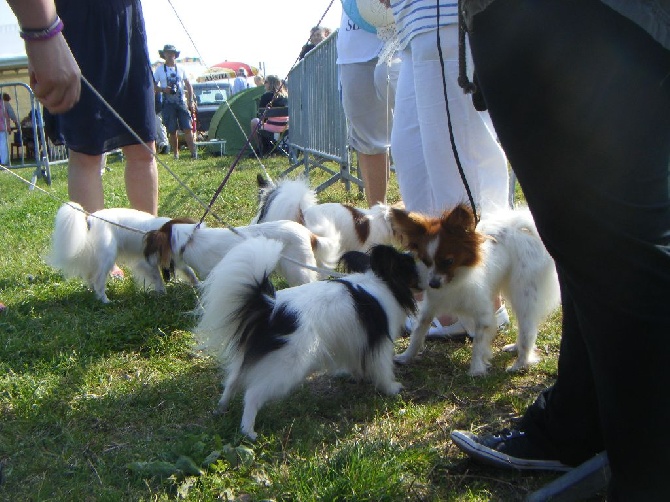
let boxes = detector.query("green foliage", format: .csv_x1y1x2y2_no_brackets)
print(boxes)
0,154,574,501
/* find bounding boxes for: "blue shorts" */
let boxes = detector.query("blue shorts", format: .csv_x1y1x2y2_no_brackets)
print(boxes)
161,102,193,133
54,0,156,155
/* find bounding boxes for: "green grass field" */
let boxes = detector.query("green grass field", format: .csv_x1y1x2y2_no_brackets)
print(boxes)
0,151,585,501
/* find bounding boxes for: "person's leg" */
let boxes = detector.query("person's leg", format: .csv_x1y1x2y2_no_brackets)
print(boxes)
340,60,392,206
175,107,196,157
162,104,179,157
391,48,434,214
182,128,196,157
67,150,105,212
250,117,261,152
0,131,8,164
155,113,168,152
468,0,670,497
357,152,388,206
168,131,179,158
410,27,508,218
122,142,158,215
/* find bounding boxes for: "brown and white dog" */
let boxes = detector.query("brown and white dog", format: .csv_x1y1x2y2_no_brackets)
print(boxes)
252,175,397,255
144,219,340,287
390,204,561,375
47,202,199,303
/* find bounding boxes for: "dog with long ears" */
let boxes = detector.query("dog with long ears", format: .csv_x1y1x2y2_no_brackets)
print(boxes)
195,236,421,440
144,219,340,287
391,204,560,376
47,202,199,303
252,175,397,254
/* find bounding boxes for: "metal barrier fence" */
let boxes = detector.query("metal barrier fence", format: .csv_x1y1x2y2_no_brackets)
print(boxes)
284,31,362,194
0,82,68,188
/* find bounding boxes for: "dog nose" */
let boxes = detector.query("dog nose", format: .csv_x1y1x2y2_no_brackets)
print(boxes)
429,277,442,289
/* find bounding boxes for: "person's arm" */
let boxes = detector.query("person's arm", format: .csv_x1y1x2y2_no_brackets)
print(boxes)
7,0,81,113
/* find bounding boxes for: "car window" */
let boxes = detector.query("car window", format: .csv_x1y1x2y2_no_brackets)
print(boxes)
194,85,230,106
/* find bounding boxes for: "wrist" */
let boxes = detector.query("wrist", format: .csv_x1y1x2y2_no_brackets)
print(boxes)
20,15,64,42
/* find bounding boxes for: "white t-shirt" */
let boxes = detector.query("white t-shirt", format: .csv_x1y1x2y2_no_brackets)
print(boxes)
336,12,384,65
153,64,189,105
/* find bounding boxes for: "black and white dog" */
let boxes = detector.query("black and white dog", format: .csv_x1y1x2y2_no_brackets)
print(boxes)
195,236,421,439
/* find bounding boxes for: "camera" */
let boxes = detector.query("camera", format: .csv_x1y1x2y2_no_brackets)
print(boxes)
168,83,178,95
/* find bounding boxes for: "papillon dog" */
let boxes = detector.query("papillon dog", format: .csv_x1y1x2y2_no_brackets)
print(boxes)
252,175,396,254
391,204,560,376
47,202,198,303
144,219,340,287
195,236,421,439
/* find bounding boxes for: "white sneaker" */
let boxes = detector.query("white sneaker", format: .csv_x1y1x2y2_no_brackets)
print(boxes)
405,305,510,340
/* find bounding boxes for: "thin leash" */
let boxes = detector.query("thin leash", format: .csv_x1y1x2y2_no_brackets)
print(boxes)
80,74,226,225
0,164,147,234
436,0,480,225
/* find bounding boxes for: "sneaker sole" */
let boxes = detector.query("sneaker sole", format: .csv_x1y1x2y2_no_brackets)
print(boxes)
450,431,572,472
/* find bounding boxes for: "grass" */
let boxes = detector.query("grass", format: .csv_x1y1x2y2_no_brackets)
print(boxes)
0,150,588,501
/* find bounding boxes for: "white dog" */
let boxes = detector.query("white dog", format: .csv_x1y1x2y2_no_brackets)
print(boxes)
144,220,339,286
391,204,561,376
144,219,340,286
252,175,397,254
195,237,421,439
47,202,198,303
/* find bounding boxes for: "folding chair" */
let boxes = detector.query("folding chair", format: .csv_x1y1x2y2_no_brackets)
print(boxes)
258,106,289,157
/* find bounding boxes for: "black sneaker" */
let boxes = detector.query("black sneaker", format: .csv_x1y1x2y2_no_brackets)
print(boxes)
451,429,572,472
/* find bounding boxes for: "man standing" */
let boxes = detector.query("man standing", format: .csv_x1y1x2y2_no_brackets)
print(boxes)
154,44,196,159
231,68,249,95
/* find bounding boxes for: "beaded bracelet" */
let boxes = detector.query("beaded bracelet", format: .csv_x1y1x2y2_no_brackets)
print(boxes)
19,16,64,42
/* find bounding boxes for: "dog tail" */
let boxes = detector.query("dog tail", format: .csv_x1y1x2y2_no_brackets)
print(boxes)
252,175,316,224
195,236,283,362
46,202,92,277
490,207,561,315
309,218,342,270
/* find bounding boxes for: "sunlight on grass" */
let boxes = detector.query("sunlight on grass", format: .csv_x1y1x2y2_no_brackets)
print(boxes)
0,153,567,501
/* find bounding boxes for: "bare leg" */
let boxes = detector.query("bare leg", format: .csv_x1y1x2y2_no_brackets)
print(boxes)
67,150,105,212
182,128,196,156
249,118,261,151
122,142,158,215
358,151,389,207
168,130,179,157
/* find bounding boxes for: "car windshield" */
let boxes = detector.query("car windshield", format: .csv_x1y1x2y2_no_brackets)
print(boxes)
195,85,229,106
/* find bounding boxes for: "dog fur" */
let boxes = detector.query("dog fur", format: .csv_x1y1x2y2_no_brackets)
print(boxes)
47,202,198,303
390,204,561,376
252,175,396,254
194,236,420,439
144,219,340,287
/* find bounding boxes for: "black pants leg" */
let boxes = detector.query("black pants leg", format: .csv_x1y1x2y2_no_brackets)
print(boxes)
468,0,670,498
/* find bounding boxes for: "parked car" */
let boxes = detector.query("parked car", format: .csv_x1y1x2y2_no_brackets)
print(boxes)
193,81,231,134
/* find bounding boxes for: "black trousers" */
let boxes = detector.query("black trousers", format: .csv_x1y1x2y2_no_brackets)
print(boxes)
468,1,670,499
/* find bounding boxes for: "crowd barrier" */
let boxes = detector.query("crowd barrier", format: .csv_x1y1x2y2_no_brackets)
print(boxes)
0,82,67,188
283,31,362,194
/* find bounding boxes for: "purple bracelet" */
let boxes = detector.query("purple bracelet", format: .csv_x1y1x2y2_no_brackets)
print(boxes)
19,16,64,42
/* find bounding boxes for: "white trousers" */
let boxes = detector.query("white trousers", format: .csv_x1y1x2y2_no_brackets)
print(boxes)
391,26,509,217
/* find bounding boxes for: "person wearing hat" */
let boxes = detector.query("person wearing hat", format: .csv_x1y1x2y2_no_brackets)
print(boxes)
153,44,196,159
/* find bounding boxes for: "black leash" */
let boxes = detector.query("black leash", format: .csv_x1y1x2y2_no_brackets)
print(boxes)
436,0,480,225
